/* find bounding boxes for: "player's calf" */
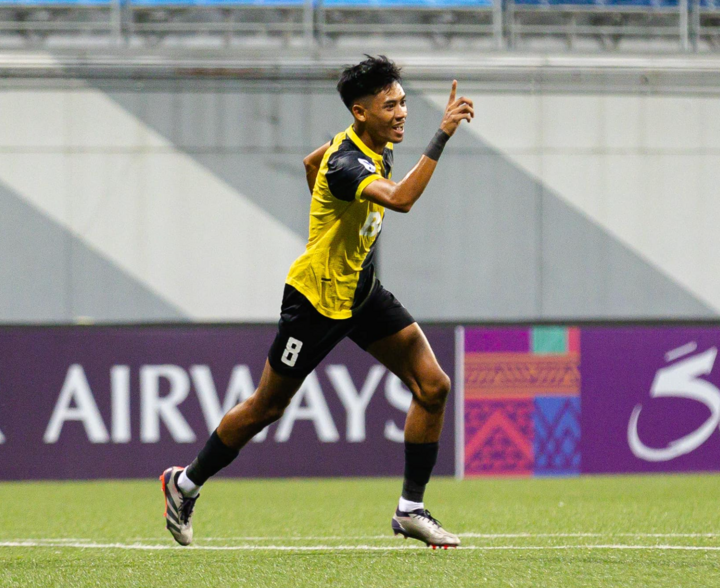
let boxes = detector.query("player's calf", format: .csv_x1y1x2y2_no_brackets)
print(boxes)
216,366,302,450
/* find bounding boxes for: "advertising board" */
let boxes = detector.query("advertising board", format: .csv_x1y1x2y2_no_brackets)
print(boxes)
462,326,720,476
0,326,455,480
4,323,717,481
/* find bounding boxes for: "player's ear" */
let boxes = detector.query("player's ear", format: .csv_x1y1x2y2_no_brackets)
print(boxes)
352,102,367,123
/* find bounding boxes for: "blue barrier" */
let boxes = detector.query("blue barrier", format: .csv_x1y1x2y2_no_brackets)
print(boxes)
130,0,491,5
131,0,306,5
0,0,111,4
513,0,680,6
0,0,490,6
600,0,678,6
322,0,493,6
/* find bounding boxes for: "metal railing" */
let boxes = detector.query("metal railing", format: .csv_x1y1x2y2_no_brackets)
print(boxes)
0,0,717,50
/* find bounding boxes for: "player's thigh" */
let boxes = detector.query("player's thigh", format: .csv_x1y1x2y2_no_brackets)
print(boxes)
364,323,449,397
217,359,304,444
349,282,414,353
268,285,352,379
350,283,447,393
250,359,305,416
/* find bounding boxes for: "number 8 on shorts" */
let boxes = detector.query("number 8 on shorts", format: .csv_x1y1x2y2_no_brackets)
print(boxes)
281,337,303,367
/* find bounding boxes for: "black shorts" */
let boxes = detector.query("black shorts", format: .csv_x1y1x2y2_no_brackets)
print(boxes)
268,280,415,378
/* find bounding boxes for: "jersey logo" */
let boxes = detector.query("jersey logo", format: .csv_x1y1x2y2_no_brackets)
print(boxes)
358,158,376,173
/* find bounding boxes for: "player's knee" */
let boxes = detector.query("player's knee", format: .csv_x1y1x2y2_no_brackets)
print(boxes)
418,371,451,412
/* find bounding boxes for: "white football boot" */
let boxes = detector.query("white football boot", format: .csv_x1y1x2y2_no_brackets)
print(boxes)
160,467,199,546
392,508,460,549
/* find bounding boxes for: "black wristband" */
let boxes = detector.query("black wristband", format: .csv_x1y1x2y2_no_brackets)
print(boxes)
424,129,450,161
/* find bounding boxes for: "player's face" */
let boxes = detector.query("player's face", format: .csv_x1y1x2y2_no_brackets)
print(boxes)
365,82,407,144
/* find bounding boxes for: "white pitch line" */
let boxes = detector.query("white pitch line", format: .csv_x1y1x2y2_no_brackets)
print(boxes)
135,533,720,541
15,533,720,543
2,541,720,552
459,533,720,539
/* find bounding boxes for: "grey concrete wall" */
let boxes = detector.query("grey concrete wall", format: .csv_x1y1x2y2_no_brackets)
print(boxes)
0,78,713,322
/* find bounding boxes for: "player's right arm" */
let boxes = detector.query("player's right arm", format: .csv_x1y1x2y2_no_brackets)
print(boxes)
303,141,331,194
361,81,473,214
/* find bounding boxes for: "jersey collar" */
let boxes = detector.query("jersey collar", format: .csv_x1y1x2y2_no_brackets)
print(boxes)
346,125,386,162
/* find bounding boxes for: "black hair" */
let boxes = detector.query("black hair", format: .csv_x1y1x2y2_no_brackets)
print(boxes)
337,55,403,111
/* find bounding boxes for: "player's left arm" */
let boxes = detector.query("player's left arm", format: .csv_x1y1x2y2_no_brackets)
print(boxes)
303,141,331,194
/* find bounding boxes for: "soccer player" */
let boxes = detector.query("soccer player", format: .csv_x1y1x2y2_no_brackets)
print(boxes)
161,55,474,548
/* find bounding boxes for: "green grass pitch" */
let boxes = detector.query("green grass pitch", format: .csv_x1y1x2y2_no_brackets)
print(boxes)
1,474,719,587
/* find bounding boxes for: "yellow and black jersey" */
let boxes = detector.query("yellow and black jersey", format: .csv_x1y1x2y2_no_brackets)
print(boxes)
286,125,394,320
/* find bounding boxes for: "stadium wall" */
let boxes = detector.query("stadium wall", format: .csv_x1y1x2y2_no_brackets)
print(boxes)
2,323,719,481
0,76,717,323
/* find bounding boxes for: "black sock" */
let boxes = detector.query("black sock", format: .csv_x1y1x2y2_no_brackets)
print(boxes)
185,430,239,486
401,441,439,504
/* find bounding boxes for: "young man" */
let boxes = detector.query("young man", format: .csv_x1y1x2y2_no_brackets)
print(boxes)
161,55,474,548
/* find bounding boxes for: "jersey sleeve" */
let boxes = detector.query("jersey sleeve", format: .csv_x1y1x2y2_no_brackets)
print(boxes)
325,151,383,202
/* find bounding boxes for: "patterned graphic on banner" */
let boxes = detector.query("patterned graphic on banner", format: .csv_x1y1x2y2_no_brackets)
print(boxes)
464,327,581,477
534,397,581,475
465,398,533,475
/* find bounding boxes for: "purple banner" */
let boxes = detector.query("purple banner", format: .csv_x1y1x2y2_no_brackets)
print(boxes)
0,326,455,481
461,325,720,477
582,327,720,474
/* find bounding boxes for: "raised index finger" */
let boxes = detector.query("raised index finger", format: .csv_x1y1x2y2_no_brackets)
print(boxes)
447,80,457,106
